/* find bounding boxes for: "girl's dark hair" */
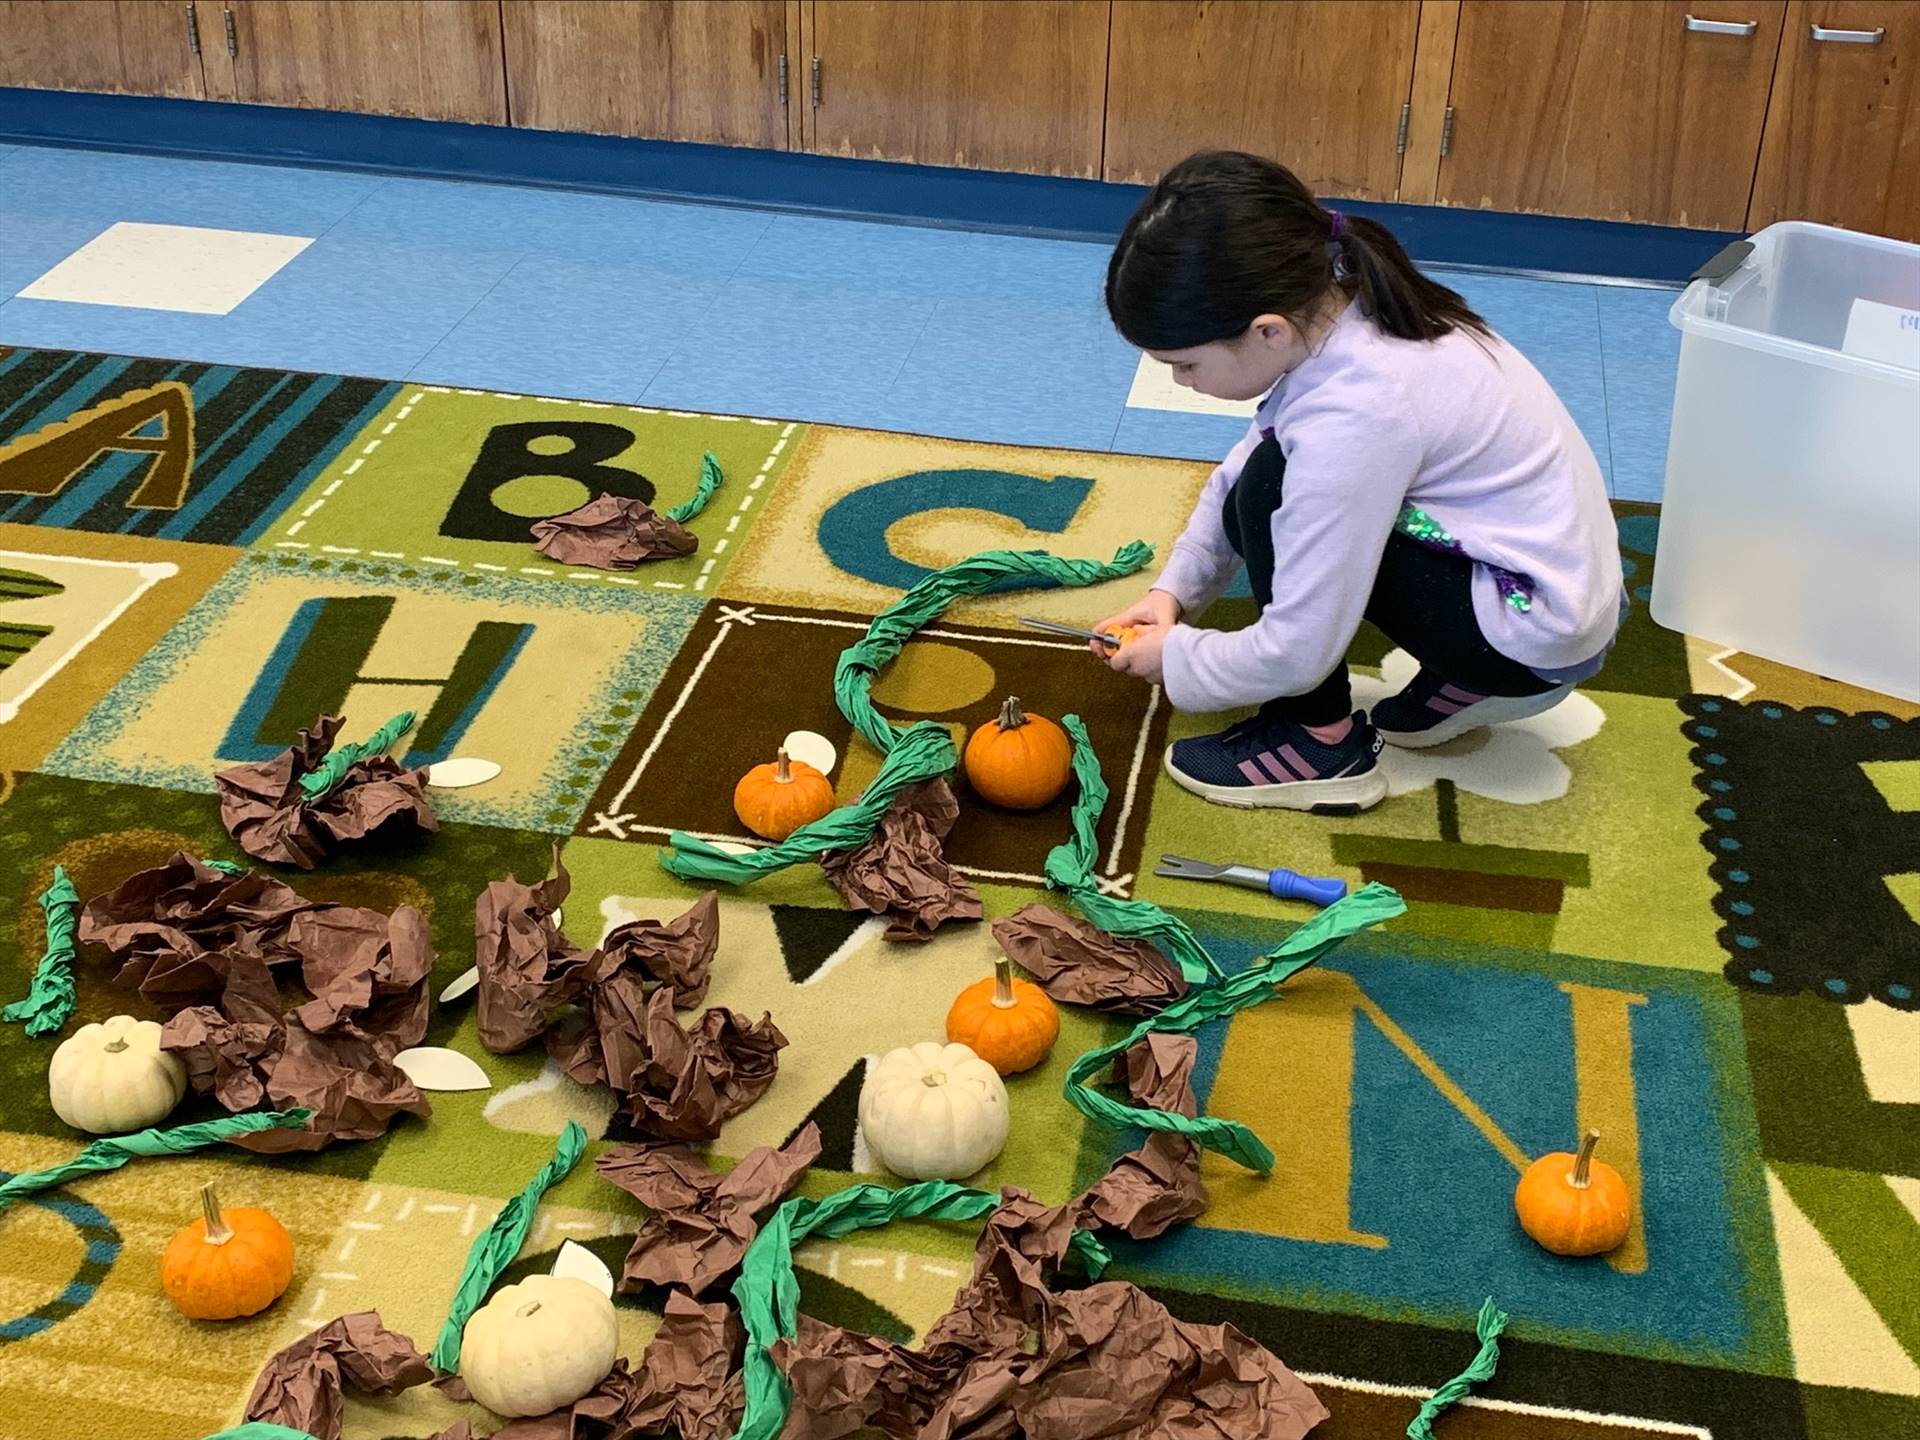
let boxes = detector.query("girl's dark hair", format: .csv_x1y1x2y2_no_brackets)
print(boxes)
1106,150,1487,350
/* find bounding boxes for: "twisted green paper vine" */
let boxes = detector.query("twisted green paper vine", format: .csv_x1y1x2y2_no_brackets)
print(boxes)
298,711,416,801
730,1180,1110,1440
0,1110,313,1210
1407,1296,1508,1438
1047,717,1222,984
1063,882,1405,1173
666,451,724,524
660,542,1151,885
430,1120,586,1373
1,866,81,1038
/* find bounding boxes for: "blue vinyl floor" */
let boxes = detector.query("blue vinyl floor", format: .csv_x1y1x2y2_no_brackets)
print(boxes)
0,145,1683,499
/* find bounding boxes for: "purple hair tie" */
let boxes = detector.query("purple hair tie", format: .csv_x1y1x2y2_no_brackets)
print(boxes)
1328,210,1346,240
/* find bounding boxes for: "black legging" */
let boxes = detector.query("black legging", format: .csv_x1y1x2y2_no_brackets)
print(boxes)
1222,433,1557,728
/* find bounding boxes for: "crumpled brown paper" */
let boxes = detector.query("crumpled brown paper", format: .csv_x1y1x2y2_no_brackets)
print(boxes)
992,903,1187,1014
553,984,785,1141
597,1123,821,1294
823,778,982,942
489,1293,745,1440
160,903,434,1151
215,713,437,870
473,847,607,1054
243,1310,435,1440
1076,1033,1209,1241
531,493,697,569
79,852,320,1005
599,889,720,1010
767,1103,1319,1439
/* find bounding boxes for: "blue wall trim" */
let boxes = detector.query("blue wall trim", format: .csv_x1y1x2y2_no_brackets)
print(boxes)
0,87,1740,282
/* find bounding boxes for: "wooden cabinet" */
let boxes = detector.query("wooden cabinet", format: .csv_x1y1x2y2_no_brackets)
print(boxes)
1435,0,1787,230
0,0,208,99
209,0,507,124
1103,0,1421,201
805,0,1109,178
503,1,790,150
1749,2,1920,239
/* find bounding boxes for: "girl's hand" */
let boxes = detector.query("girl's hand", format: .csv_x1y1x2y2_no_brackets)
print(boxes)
1105,622,1169,684
1089,590,1181,656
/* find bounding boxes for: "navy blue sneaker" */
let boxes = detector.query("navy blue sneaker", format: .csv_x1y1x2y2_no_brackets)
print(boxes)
1164,710,1387,813
1372,667,1573,749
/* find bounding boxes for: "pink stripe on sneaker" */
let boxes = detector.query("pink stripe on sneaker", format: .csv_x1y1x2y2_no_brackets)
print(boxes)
1439,683,1485,704
1237,759,1268,784
1426,696,1467,715
1277,744,1319,780
1255,751,1296,782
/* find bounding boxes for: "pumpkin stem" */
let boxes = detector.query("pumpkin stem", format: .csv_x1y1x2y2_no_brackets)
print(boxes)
1571,1129,1601,1190
774,748,792,783
921,1070,947,1088
992,956,1017,1009
997,695,1028,731
199,1182,233,1245
103,1038,129,1054
516,1300,544,1318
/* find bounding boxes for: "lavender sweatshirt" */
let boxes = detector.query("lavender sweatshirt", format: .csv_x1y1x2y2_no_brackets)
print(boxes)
1155,307,1623,713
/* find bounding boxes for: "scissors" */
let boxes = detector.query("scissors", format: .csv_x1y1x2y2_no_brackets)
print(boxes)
1020,617,1122,648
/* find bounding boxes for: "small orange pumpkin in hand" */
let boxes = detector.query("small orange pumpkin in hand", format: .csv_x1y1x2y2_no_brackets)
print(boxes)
964,697,1072,810
1100,625,1138,648
947,956,1060,1075
1514,1129,1632,1256
161,1182,294,1319
733,748,835,840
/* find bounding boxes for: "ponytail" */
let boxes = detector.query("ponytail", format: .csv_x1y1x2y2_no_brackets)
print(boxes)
1106,150,1487,351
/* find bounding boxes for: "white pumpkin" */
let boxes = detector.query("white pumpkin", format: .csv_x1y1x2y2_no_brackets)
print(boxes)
459,1273,618,1418
48,1015,188,1134
858,1041,1010,1180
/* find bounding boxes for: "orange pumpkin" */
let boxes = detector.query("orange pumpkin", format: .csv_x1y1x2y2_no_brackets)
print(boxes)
1514,1129,1632,1256
964,697,1072,810
1100,625,1139,648
161,1183,294,1320
733,749,835,841
946,957,1060,1076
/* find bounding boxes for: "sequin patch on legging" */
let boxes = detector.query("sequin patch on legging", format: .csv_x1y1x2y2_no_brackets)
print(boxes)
1394,504,1535,613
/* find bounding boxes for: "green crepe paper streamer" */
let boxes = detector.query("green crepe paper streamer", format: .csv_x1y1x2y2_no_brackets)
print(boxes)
201,857,247,876
297,710,416,802
731,1180,1110,1440
1406,1296,1509,1439
1046,716,1221,984
1,866,81,1037
666,450,724,524
661,542,1152,886
1064,883,1405,1174
0,1109,313,1210
430,1120,587,1374
834,542,1152,757
202,1425,320,1440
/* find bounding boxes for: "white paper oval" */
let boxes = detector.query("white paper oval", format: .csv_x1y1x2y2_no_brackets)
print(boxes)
549,1239,615,1299
710,840,759,857
426,757,503,789
393,1046,492,1092
781,730,837,777
439,966,480,1004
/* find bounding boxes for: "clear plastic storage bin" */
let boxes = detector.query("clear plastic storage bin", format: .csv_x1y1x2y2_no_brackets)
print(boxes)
1651,222,1920,702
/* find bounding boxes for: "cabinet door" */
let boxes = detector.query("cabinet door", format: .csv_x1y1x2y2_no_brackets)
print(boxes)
0,0,207,98
1437,0,1786,229
808,0,1108,178
221,0,507,123
1749,2,1920,240
1104,0,1420,200
503,0,788,149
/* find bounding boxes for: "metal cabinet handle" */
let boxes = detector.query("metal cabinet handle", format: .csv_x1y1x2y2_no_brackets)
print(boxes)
1809,23,1885,43
1684,14,1759,35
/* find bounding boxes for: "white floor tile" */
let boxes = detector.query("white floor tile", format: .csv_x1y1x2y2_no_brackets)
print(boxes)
16,221,313,314
1123,353,1259,417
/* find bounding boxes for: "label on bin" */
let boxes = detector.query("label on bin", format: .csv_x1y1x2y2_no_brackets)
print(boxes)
1842,298,1920,371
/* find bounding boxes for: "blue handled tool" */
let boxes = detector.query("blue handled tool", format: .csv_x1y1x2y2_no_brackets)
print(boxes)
1154,853,1347,908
